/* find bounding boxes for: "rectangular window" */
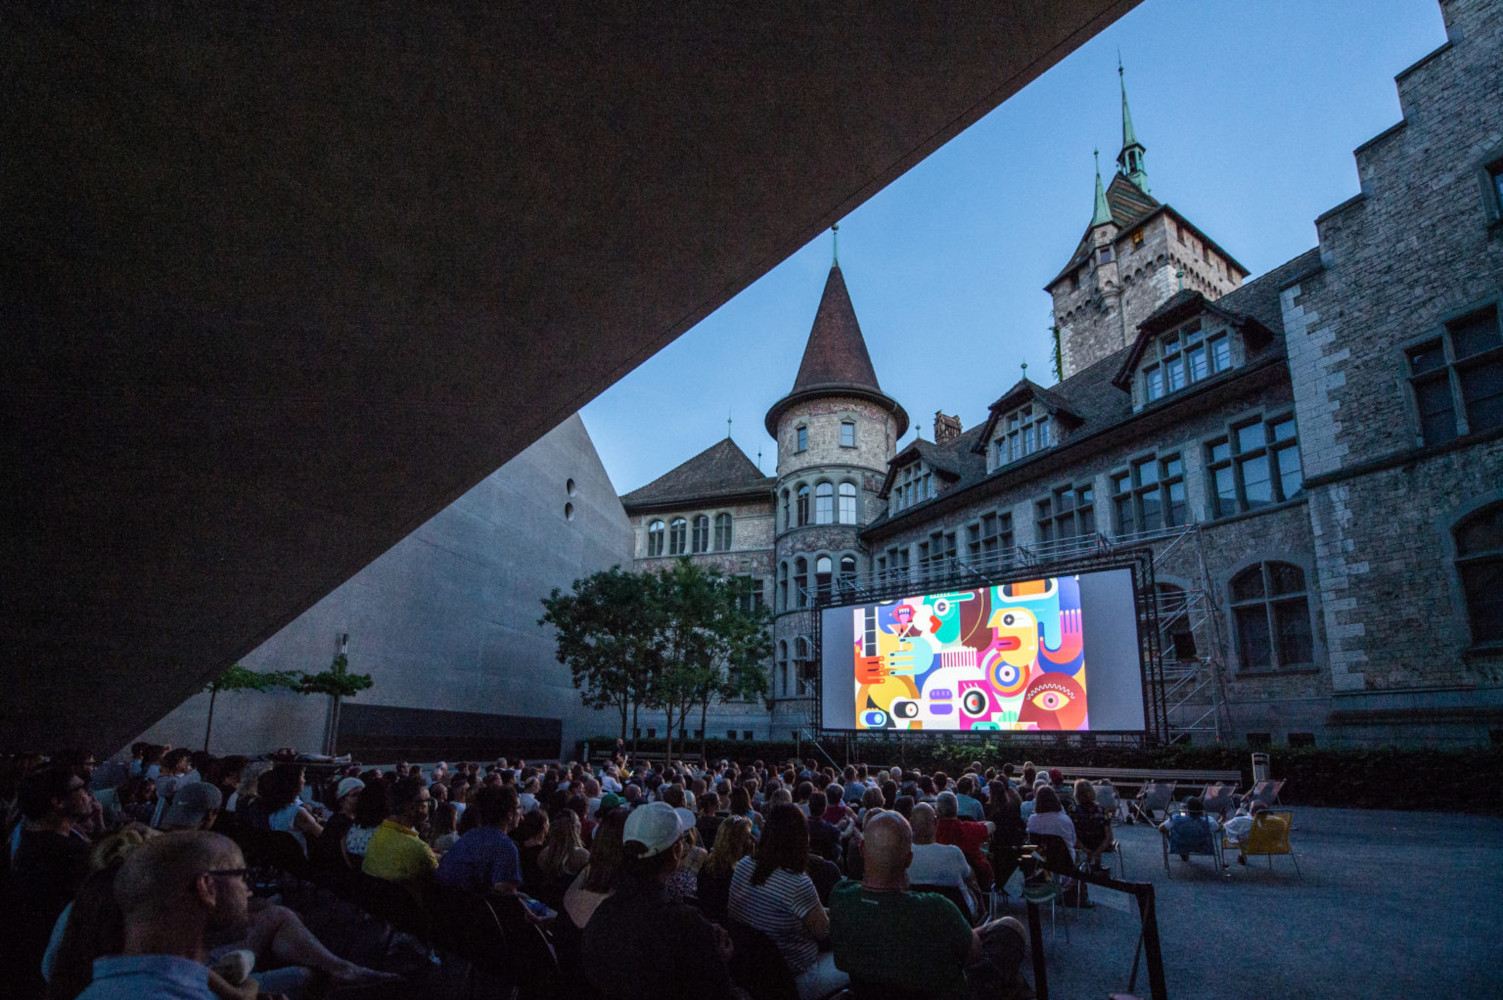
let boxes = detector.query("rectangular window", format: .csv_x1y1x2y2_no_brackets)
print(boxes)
993,404,1052,468
796,426,808,452
1409,306,1503,444
1206,416,1302,518
1132,231,1144,250
1097,246,1113,264
1112,453,1186,537
743,731,754,741
1144,320,1230,402
840,421,856,447
1036,482,1094,544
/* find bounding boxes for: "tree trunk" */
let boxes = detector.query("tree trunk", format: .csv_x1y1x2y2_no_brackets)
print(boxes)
664,702,675,763
631,699,640,756
618,698,629,742
203,685,219,752
699,697,711,763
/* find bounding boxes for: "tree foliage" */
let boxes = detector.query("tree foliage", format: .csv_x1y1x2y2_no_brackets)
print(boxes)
297,653,375,697
206,663,302,694
541,560,772,758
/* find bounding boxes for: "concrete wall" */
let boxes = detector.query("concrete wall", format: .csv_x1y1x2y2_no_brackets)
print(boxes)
133,414,634,759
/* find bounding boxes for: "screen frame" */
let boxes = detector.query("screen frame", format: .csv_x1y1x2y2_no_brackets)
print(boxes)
809,550,1163,740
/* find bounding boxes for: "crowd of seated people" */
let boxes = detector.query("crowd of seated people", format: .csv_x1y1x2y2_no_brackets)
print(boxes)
1,747,1143,1000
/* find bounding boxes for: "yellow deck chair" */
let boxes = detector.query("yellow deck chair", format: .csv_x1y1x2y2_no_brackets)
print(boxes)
1237,810,1300,878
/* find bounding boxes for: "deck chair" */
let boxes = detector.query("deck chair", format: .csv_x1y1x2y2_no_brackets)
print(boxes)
1133,781,1176,824
1161,811,1225,878
1200,783,1237,821
1237,810,1301,878
1093,780,1128,824
1242,779,1285,808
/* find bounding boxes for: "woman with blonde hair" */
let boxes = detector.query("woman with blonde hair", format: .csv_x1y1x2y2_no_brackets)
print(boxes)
695,814,753,921
538,807,590,882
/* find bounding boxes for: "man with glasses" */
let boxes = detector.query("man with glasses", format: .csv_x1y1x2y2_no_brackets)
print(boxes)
363,775,439,884
13,765,96,917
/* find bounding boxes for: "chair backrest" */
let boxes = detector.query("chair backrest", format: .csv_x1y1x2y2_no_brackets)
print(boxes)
1141,782,1175,810
1247,779,1287,806
726,920,799,1000
1093,781,1118,809
1166,814,1217,856
490,892,561,991
1201,783,1236,818
910,883,975,925
427,883,514,981
1243,811,1292,855
1032,833,1078,873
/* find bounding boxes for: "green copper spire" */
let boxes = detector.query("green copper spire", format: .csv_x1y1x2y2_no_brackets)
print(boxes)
1116,56,1149,192
1091,149,1112,227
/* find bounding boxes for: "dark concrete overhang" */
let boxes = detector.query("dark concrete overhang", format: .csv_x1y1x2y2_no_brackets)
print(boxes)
1,1,1139,753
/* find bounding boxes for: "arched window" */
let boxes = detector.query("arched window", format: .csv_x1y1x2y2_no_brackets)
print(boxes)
815,555,833,600
839,482,858,524
669,517,687,555
778,562,788,611
777,641,789,698
647,520,665,557
714,513,733,551
1230,562,1312,672
794,637,812,690
1456,503,1503,644
815,482,834,524
781,490,790,530
839,554,858,592
794,557,809,608
691,514,709,553
796,484,810,526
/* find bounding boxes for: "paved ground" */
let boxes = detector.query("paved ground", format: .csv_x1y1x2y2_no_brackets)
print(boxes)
1001,806,1503,999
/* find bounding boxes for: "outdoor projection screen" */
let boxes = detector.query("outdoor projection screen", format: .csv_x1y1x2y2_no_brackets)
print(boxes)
819,568,1147,733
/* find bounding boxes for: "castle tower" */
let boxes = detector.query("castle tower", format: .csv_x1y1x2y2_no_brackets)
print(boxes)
1045,69,1247,380
763,254,906,727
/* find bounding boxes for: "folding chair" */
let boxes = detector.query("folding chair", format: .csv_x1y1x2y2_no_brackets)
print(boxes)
1133,781,1175,824
1093,780,1127,825
1021,834,1077,947
1161,811,1226,878
1200,783,1237,821
1237,810,1301,878
1242,779,1285,808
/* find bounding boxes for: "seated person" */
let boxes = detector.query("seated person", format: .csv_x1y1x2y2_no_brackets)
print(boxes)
13,766,96,919
805,790,841,862
728,805,848,1000
954,777,986,822
582,803,736,1000
436,785,523,894
1025,785,1075,848
907,803,981,919
1067,780,1112,870
362,776,437,884
697,815,754,921
830,812,1029,1000
1159,796,1220,862
1224,802,1284,865
934,791,993,890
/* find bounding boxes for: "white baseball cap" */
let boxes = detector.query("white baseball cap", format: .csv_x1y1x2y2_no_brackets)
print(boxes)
623,801,691,859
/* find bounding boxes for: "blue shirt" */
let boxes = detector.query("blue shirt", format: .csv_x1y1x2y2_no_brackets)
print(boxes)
434,826,522,893
955,793,985,822
76,955,214,1000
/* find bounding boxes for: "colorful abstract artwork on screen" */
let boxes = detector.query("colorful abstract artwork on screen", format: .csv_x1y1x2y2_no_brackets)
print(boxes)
852,577,1088,731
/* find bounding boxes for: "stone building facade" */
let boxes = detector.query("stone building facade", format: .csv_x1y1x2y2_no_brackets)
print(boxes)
628,0,1503,748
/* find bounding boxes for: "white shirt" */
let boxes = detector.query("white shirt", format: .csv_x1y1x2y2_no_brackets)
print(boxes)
908,841,972,887
1026,809,1078,847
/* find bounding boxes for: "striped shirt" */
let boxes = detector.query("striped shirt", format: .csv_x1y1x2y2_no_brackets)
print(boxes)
727,855,820,974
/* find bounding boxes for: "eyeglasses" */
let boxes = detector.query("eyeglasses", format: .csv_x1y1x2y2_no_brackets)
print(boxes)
201,868,255,888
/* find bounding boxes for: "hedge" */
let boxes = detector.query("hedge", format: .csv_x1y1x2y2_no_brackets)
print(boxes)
576,736,1503,815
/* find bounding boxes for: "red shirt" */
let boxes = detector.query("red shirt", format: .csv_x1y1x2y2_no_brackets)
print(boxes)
936,817,993,887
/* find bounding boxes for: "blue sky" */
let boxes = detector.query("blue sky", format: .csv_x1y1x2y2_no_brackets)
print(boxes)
580,0,1449,495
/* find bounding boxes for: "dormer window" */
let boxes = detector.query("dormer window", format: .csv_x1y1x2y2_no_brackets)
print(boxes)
1144,320,1230,402
990,404,1051,469
891,462,934,513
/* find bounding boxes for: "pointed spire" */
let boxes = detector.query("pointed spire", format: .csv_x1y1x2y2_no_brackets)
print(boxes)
1116,56,1149,192
1091,150,1112,227
764,261,909,437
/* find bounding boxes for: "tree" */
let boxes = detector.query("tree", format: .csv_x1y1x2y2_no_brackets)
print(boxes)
540,566,660,752
689,570,773,762
201,664,300,751
298,653,374,755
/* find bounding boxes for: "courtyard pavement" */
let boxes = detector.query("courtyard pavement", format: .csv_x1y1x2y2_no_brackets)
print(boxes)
1001,806,1503,999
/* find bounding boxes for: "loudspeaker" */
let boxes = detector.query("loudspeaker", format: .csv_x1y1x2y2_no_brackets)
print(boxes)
1171,632,1198,659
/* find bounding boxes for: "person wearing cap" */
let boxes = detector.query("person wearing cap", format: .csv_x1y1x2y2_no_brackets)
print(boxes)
158,782,224,833
311,777,364,868
582,801,736,1000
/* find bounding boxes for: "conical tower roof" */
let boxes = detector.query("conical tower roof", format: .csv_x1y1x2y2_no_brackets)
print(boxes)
765,262,908,436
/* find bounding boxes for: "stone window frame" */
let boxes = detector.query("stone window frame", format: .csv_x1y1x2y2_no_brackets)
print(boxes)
1223,556,1320,676
794,556,809,609
814,481,835,524
838,481,859,524
964,508,1015,572
796,483,811,526
777,561,788,611
840,420,857,448
646,519,665,557
1035,480,1095,544
813,554,833,602
795,424,809,453
777,640,789,698
714,512,733,551
990,403,1051,470
1110,451,1187,538
1204,410,1303,520
1476,142,1503,228
1142,318,1232,404
1397,298,1503,447
668,517,688,555
691,514,710,553
1450,498,1503,650
838,553,859,596
780,489,791,531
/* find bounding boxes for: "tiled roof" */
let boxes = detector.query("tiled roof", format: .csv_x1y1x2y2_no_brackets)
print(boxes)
620,437,774,510
862,248,1322,534
765,263,909,437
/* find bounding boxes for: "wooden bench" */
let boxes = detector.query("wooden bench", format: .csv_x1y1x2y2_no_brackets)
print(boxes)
1026,765,1243,798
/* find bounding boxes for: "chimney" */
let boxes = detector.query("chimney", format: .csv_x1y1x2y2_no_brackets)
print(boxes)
933,412,962,445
